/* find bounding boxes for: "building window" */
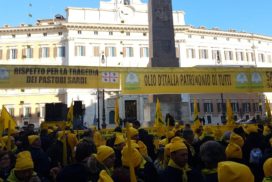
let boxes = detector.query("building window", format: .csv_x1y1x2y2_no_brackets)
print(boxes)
199,49,208,59
105,47,116,57
242,103,251,113
57,46,65,57
94,31,98,35
186,48,195,59
140,47,149,58
231,102,239,113
226,37,230,41
217,102,226,113
109,31,113,36
246,52,254,62
7,107,15,117
143,32,147,36
12,34,16,38
253,103,262,112
214,37,217,40
78,30,82,34
26,47,33,58
58,32,63,36
24,106,31,118
41,47,50,58
43,33,47,36
126,32,130,36
224,51,233,60
190,102,200,113
201,36,204,39
123,47,134,57
75,46,86,56
10,48,18,59
212,50,221,63
27,33,31,37
258,53,265,62
204,102,213,113
236,51,244,61
188,35,192,38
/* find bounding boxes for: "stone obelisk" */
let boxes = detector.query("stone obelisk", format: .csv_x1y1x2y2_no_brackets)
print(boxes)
148,0,181,120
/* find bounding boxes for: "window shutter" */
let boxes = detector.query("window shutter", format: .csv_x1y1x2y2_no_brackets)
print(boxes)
39,48,42,58
6,49,10,60
30,48,33,58
114,47,116,57
0,49,2,60
105,47,109,57
22,48,26,59
74,46,77,56
176,47,180,58
47,47,50,58
140,47,143,58
123,47,126,57
83,46,86,56
131,47,134,57
54,47,57,57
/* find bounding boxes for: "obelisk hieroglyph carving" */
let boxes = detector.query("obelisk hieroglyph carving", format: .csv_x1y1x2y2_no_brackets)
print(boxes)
148,0,181,120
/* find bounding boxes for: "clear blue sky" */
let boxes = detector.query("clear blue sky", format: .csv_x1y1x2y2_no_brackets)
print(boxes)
1,0,271,36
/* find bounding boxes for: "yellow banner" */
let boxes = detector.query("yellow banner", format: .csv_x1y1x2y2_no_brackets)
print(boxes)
0,65,120,89
121,67,272,94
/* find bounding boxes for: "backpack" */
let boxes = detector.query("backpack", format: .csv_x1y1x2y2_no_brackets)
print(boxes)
249,148,262,164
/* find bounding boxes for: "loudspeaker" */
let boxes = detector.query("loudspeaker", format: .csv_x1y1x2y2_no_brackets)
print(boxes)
45,103,55,122
74,101,82,116
55,103,67,121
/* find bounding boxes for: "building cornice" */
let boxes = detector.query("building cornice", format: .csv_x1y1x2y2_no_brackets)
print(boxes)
1,22,272,42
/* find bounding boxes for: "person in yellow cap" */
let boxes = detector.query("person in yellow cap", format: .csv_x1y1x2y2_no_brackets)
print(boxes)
218,161,254,182
229,132,244,148
128,127,139,141
263,158,272,182
160,139,203,182
113,133,126,168
87,145,115,182
28,135,51,180
225,143,243,163
121,145,158,182
7,151,41,182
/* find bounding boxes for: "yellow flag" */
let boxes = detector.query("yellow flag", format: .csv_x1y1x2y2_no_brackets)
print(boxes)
193,98,201,129
0,105,17,132
155,98,164,127
67,101,73,127
226,99,235,125
114,98,120,127
266,97,272,122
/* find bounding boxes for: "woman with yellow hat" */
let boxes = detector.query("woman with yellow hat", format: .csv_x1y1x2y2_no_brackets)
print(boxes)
87,145,115,182
7,151,41,182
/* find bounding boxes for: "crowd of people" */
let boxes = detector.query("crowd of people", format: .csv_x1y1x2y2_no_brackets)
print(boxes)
1,121,272,182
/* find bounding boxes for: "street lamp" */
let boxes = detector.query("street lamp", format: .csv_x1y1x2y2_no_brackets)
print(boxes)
97,89,101,130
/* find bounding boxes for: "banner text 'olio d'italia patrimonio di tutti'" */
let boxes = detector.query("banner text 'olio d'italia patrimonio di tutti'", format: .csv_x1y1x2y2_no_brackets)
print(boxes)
1,65,272,94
